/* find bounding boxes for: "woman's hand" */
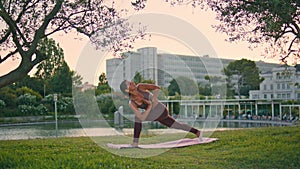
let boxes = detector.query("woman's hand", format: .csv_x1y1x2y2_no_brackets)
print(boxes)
129,99,152,122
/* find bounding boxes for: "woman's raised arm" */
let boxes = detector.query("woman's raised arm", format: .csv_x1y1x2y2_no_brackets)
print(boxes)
137,83,160,91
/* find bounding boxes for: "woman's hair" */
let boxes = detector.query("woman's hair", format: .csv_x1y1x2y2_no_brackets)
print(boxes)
120,80,128,96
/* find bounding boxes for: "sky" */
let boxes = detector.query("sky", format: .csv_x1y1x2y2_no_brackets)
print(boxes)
0,1,283,84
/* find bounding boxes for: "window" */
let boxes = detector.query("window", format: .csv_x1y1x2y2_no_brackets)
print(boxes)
264,85,267,90
271,94,274,99
264,94,267,99
287,93,290,99
282,84,285,89
270,84,273,90
277,94,281,98
287,84,290,89
277,84,280,90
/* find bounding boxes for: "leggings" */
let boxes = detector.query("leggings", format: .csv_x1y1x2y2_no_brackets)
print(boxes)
133,109,199,143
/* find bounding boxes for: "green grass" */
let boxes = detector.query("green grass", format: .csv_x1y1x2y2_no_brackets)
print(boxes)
0,126,300,169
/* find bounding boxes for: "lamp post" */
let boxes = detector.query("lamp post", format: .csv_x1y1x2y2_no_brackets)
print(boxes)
54,94,58,138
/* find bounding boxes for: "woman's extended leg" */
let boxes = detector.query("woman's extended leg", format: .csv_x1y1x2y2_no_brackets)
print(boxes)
158,114,199,135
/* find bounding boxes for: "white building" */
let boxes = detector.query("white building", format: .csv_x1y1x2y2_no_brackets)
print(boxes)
106,47,230,91
250,65,300,101
106,47,280,93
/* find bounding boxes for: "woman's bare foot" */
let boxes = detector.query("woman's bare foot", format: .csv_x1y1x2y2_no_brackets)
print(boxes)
196,131,203,142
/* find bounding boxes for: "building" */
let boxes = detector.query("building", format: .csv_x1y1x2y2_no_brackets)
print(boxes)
80,82,96,92
106,47,280,93
250,65,300,101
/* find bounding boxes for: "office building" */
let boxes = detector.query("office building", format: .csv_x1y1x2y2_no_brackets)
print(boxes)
106,47,280,94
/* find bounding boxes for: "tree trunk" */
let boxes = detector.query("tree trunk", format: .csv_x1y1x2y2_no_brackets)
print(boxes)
0,57,34,88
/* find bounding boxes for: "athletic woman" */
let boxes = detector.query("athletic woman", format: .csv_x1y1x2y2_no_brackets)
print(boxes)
120,80,202,147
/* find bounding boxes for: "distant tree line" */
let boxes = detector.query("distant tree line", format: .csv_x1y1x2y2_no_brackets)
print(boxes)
0,59,264,119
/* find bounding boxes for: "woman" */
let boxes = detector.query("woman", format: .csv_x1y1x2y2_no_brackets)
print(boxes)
120,80,202,147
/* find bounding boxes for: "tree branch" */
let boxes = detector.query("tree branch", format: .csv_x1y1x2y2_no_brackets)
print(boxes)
0,4,25,56
28,0,64,56
0,49,18,64
0,28,11,44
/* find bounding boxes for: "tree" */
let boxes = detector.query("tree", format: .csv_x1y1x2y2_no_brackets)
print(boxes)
133,71,143,84
224,59,263,98
203,75,226,98
168,76,198,96
206,0,300,63
161,0,300,63
168,79,180,96
48,61,73,95
72,72,83,88
98,72,107,85
0,0,146,88
10,75,44,96
133,71,155,84
96,72,112,95
34,38,65,80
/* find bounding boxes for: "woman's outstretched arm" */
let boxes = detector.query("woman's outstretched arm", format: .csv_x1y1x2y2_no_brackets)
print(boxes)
137,83,160,91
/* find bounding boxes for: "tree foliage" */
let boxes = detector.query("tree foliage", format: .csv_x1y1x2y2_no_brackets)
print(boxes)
48,61,74,95
162,0,300,63
133,71,155,84
96,72,111,95
206,0,300,63
168,76,198,96
10,75,44,96
34,38,65,80
224,59,263,98
0,0,146,88
133,71,143,84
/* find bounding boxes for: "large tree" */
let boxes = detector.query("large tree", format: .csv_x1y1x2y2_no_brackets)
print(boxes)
162,0,300,63
207,0,300,63
224,59,263,98
0,0,145,88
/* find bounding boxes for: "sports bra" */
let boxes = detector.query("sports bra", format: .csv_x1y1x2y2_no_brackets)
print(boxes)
131,88,152,109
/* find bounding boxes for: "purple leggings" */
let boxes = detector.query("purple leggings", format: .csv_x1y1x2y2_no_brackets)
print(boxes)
133,108,199,143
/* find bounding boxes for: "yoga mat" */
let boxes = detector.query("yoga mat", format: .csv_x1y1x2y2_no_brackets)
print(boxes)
107,137,218,149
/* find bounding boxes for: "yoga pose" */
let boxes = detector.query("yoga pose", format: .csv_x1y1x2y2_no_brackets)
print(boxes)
120,80,202,147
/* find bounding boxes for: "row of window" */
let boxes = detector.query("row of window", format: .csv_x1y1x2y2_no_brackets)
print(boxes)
263,83,294,90
253,93,300,100
263,93,291,99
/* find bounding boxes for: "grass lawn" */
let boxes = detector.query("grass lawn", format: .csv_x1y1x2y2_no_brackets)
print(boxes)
0,125,299,169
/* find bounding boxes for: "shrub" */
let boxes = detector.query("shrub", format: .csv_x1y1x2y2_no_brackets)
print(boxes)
36,104,48,115
17,94,37,106
15,87,43,101
17,105,36,116
42,95,75,114
0,87,17,108
17,104,48,116
0,100,5,109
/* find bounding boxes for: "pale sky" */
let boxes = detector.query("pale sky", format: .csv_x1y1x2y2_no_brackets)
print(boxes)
0,1,283,84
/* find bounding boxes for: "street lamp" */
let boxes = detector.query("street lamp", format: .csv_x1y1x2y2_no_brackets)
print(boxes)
53,94,58,138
